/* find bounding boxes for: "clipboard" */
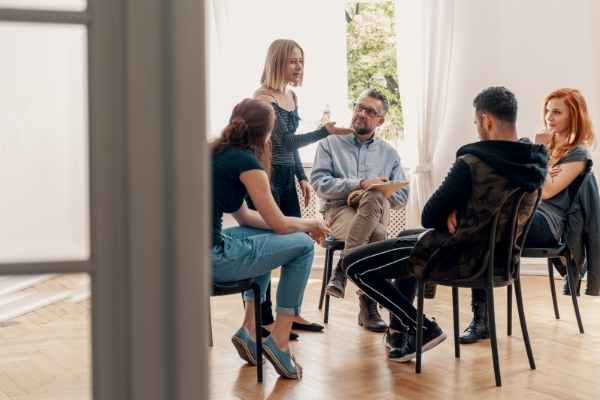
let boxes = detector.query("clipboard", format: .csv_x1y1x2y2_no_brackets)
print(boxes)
367,180,409,198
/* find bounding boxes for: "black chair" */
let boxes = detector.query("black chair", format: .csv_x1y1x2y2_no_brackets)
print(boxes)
209,279,263,383
510,245,584,334
318,237,345,323
509,171,593,335
415,188,539,387
318,229,424,323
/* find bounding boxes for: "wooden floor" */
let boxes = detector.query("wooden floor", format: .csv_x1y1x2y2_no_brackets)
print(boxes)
1,272,598,400
0,275,91,400
209,273,600,400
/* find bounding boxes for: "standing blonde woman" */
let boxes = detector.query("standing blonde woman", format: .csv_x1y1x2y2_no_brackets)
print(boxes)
250,39,353,336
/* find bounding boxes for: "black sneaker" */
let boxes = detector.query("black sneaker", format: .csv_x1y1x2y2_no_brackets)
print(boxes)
394,320,447,363
386,328,410,362
385,328,407,349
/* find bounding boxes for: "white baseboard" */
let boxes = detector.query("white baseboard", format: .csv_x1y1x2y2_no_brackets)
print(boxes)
0,291,71,322
0,275,55,297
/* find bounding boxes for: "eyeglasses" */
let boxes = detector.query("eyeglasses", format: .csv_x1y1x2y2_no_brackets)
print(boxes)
353,102,381,118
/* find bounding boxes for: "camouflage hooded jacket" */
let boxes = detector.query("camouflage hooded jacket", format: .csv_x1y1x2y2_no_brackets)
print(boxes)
409,140,548,283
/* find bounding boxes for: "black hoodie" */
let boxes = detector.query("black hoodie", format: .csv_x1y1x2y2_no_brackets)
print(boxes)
422,139,548,231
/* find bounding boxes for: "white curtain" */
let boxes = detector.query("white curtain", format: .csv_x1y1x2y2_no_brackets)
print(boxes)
395,0,455,228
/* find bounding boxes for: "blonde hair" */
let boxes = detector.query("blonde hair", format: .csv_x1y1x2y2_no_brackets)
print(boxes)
260,39,304,91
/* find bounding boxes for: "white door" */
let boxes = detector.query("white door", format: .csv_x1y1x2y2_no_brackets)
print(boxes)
0,1,209,399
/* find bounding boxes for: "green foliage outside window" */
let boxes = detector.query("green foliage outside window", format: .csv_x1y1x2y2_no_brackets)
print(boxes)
346,0,403,141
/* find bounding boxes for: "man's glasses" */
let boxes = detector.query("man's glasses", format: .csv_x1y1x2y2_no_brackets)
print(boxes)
353,102,381,118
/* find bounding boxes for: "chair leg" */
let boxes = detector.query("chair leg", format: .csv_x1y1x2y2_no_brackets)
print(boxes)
208,298,214,347
486,287,502,387
507,285,513,336
566,262,584,334
252,284,263,383
452,286,460,358
415,280,425,374
548,259,560,319
324,294,331,324
319,248,333,310
323,249,336,324
514,277,536,370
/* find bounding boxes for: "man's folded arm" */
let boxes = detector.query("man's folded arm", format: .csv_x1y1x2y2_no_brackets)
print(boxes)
310,141,361,200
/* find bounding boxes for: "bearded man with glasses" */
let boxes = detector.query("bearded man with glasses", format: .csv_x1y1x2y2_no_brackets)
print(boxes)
310,88,409,332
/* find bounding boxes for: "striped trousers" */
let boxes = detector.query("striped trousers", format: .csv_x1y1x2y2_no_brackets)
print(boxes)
343,232,436,332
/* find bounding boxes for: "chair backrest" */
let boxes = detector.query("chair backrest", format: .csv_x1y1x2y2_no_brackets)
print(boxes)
486,188,541,284
566,166,593,212
538,167,594,249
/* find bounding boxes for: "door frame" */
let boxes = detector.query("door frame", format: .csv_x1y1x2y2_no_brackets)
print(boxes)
0,1,209,399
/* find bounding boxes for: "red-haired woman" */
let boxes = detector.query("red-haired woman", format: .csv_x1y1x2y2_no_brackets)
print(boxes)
463,88,595,344
211,98,329,379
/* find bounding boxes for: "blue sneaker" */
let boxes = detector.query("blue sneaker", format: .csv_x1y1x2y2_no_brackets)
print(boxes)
262,336,303,379
231,327,258,365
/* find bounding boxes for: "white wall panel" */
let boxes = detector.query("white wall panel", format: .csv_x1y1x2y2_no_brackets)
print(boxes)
0,22,89,262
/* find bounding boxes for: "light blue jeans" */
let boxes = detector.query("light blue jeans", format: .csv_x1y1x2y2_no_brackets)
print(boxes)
212,226,314,316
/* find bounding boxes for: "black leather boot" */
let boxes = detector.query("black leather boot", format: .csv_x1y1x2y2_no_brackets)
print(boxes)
326,260,347,299
459,301,489,344
358,294,387,332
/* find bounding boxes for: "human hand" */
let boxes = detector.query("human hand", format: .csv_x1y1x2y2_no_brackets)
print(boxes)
347,189,364,207
308,220,330,245
447,210,458,235
549,165,561,178
360,176,388,190
324,122,354,136
299,179,311,208
547,164,561,183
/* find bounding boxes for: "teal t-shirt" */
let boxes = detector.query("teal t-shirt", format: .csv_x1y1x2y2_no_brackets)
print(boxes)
211,147,263,246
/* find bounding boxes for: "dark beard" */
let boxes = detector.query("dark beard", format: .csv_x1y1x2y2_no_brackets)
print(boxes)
353,126,371,135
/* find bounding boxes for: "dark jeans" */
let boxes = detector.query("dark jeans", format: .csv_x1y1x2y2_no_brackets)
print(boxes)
344,231,434,332
246,164,301,325
472,211,559,304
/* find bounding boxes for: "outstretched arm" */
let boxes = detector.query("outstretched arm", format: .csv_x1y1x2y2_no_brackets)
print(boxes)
235,169,325,235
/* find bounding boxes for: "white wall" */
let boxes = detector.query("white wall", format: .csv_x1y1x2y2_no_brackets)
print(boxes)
433,0,600,186
207,0,349,162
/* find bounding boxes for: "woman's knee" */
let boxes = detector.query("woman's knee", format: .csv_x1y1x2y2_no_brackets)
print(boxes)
283,232,315,270
292,232,315,254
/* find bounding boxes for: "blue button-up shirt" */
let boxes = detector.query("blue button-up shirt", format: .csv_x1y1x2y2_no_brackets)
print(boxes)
310,134,409,212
